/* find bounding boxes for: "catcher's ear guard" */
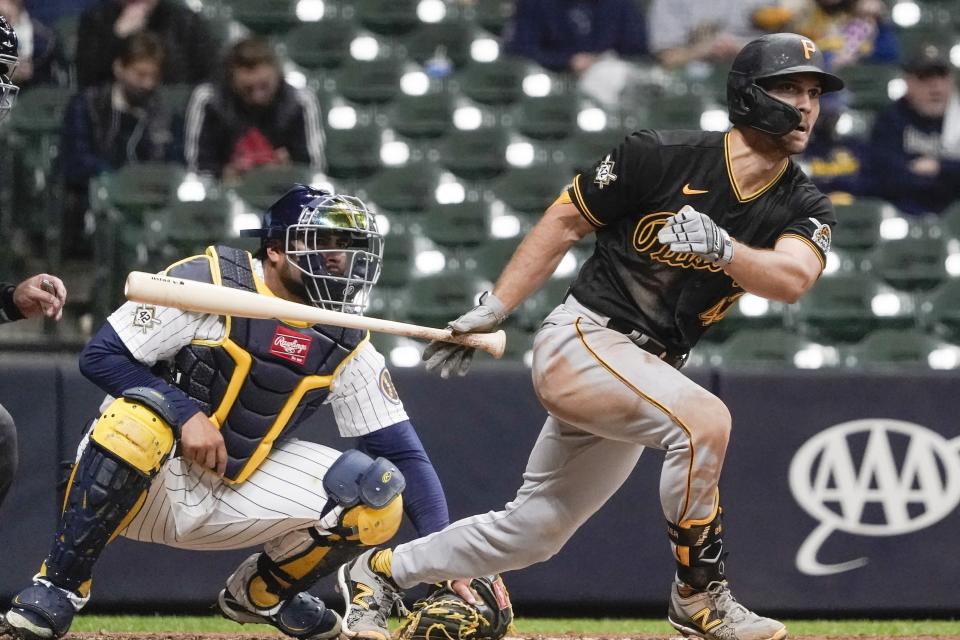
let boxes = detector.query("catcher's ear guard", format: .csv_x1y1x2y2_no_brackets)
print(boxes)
323,449,406,510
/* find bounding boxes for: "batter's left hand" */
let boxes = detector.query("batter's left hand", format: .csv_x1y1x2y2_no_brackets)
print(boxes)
13,274,67,320
657,205,735,266
422,292,507,379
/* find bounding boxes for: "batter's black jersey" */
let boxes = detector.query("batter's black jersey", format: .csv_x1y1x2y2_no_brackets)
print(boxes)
566,129,836,354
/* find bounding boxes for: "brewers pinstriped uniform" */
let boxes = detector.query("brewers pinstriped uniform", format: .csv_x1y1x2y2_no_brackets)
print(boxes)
4,188,451,640
338,34,843,640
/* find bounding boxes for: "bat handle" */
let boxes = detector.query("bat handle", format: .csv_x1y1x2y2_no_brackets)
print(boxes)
444,330,507,359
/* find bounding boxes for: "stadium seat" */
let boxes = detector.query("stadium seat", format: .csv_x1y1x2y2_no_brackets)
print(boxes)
941,199,960,239
489,166,571,215
866,236,948,292
562,128,631,175
7,86,71,136
355,0,420,36
440,127,509,180
717,329,824,369
388,91,454,139
283,20,357,71
511,93,580,140
470,0,514,35
53,15,79,68
842,63,899,111
93,162,188,218
421,201,489,251
468,237,522,281
377,227,416,288
454,58,528,106
848,329,941,370
362,164,440,214
335,59,403,104
791,273,916,343
830,197,896,252
233,164,318,210
921,279,960,342
403,272,487,328
637,94,706,129
324,123,383,179
141,197,235,264
702,294,788,343
226,0,300,33
401,21,474,69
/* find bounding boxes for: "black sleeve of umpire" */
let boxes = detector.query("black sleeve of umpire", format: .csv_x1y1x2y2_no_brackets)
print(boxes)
0,282,24,323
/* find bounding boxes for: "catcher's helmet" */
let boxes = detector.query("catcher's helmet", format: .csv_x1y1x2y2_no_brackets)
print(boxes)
242,184,384,314
0,15,19,121
727,33,844,136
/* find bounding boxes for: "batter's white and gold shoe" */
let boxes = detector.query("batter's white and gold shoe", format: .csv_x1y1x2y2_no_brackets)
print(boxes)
337,548,404,640
668,579,787,640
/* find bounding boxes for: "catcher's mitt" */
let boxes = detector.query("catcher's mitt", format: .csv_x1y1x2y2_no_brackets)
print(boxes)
394,575,513,640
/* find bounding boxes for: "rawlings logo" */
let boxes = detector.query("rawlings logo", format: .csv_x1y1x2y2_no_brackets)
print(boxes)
269,326,312,365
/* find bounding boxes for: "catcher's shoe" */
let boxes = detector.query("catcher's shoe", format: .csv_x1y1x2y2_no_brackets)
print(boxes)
218,589,341,640
337,548,404,640
668,579,787,640
4,581,79,640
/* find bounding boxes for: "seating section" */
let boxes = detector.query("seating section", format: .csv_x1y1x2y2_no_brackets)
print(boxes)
4,2,960,369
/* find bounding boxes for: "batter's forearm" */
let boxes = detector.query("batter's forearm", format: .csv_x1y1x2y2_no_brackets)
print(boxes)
724,242,815,304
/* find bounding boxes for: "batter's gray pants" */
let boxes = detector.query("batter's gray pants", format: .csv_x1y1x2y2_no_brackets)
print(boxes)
392,296,730,588
0,402,17,510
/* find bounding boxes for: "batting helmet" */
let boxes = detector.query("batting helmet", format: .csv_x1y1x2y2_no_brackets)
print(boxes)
727,33,844,136
241,184,384,313
0,15,19,121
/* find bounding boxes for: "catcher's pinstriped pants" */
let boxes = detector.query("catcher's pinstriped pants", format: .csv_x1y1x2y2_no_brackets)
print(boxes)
391,296,729,588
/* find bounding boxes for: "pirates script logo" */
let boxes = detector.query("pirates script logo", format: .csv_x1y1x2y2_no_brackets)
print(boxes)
789,419,960,575
633,212,724,273
270,326,312,365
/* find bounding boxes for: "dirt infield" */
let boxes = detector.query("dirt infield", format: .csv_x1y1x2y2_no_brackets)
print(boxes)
13,634,959,640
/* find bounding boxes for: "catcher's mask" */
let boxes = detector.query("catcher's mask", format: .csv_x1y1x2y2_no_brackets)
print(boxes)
0,15,20,122
727,32,844,136
243,185,384,313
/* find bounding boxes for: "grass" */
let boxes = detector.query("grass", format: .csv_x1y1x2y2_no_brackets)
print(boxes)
69,615,960,636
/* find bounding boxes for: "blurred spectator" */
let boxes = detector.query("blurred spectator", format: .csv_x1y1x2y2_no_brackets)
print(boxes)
0,0,67,87
789,0,898,68
502,0,647,74
25,0,98,27
76,0,215,87
60,32,179,257
184,37,325,182
866,43,960,215
647,0,770,68
800,106,871,195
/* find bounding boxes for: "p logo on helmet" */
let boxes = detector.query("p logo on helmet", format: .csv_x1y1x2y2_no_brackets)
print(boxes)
801,38,817,60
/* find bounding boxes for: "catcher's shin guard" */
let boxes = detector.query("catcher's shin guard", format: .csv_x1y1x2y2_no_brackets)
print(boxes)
668,507,725,590
41,388,175,594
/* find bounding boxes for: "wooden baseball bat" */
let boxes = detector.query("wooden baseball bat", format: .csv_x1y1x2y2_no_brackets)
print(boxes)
124,271,506,358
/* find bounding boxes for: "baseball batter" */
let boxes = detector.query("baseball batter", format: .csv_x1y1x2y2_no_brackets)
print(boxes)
338,33,841,640
2,187,451,640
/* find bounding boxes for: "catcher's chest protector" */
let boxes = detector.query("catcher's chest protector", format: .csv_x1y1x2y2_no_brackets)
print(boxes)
173,245,365,483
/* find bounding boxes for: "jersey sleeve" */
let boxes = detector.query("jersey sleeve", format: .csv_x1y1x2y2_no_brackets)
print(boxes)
327,341,409,437
107,256,226,365
777,185,837,271
567,129,665,227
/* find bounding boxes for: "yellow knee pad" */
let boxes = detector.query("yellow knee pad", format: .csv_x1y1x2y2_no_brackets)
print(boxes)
340,495,404,546
90,390,176,475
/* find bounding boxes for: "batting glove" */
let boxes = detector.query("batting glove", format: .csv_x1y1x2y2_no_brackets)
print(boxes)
657,205,734,266
422,292,507,379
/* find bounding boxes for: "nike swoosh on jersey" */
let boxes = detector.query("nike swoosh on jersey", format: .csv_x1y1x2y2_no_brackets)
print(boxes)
682,184,709,195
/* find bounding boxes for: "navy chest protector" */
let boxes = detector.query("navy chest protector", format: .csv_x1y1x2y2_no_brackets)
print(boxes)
172,246,366,482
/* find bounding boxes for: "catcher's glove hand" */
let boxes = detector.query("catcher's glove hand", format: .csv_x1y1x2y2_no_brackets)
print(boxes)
395,575,513,640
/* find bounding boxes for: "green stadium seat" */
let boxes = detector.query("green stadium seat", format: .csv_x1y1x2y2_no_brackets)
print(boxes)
377,227,416,288
233,164,318,210
866,236,948,291
791,273,916,343
562,128,631,175
335,59,403,104
403,272,487,328
440,127,509,180
717,329,827,369
848,329,942,370
355,0,420,35
141,196,235,264
421,201,489,251
7,86,71,136
637,94,706,129
388,91,454,139
468,237,522,281
401,21,474,69
226,0,300,33
283,20,358,71
93,162,188,217
940,200,960,239
842,63,899,111
702,294,788,343
53,15,79,67
489,166,571,215
454,58,528,106
831,197,897,252
362,164,439,214
512,93,579,140
471,0,514,35
921,279,960,342
324,124,383,179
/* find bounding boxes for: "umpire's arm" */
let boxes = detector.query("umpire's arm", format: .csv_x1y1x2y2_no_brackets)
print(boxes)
722,237,823,304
